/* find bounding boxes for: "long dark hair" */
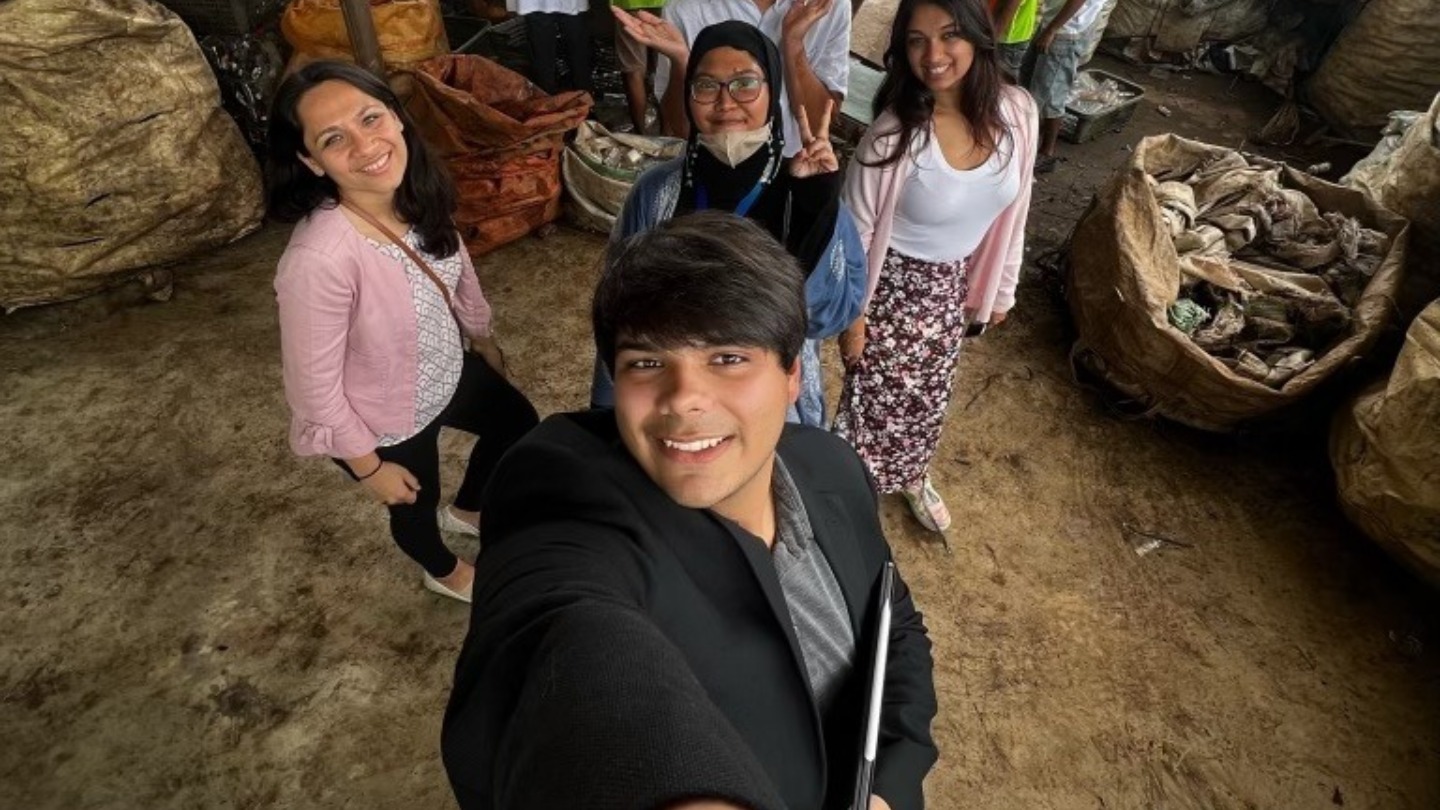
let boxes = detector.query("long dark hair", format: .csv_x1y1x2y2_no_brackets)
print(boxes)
865,0,1012,169
265,60,459,258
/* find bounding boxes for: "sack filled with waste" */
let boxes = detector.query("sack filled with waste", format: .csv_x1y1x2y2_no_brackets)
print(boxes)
562,121,685,232
0,0,263,309
1067,134,1408,431
1330,299,1440,586
1342,92,1440,320
282,0,449,70
391,54,590,255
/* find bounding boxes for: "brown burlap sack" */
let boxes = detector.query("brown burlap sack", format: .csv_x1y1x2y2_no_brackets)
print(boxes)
1344,94,1440,321
282,0,448,70
1066,135,1409,431
0,0,263,310
392,56,591,256
1104,0,1270,49
1330,300,1440,586
1307,0,1440,135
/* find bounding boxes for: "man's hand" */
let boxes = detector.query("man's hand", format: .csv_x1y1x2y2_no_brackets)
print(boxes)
612,7,689,64
788,100,838,179
1033,25,1058,53
781,0,834,50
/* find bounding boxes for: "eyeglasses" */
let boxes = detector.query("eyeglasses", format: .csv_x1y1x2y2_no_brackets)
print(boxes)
689,75,765,105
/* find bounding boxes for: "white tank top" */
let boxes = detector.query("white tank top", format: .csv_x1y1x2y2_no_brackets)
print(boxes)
888,123,1022,263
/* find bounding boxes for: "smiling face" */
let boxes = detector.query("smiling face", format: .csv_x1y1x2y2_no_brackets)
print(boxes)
294,79,408,206
905,2,976,98
689,46,772,135
613,340,798,532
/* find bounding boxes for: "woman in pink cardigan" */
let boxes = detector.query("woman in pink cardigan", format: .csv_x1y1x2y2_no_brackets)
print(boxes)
267,61,538,603
834,0,1037,532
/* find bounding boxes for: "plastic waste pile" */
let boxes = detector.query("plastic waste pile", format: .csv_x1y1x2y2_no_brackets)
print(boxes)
1151,151,1389,388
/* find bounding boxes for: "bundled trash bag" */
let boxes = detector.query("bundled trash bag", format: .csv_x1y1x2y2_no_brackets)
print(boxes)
282,0,449,70
1066,135,1408,431
0,0,264,310
1331,300,1440,587
1342,93,1440,320
562,121,685,233
392,55,590,255
1307,0,1440,136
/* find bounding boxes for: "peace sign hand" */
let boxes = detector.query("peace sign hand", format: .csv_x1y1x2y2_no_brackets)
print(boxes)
612,7,689,65
788,100,839,179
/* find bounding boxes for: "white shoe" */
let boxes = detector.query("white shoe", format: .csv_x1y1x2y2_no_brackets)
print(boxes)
437,505,480,537
422,571,473,604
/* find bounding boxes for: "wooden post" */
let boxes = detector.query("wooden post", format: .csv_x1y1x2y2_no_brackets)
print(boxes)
339,0,385,76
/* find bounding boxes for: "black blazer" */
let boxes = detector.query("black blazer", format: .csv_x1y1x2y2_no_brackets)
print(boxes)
443,411,938,810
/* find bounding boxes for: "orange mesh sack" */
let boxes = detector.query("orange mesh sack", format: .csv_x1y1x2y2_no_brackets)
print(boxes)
392,55,591,255
282,0,448,69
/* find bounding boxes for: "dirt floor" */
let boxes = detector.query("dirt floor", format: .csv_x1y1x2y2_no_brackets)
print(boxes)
4,12,1439,810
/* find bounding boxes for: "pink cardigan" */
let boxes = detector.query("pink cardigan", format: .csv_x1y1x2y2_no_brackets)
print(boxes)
274,204,492,460
842,84,1038,322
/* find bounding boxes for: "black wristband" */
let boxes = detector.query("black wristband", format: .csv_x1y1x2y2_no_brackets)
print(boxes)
356,460,384,481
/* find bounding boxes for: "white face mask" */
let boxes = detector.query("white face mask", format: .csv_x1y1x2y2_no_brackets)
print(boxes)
697,123,772,167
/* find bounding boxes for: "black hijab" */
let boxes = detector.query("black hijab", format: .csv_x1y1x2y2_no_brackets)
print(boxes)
677,21,840,274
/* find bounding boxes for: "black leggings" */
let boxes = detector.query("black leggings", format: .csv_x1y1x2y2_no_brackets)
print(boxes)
371,354,538,577
526,12,593,95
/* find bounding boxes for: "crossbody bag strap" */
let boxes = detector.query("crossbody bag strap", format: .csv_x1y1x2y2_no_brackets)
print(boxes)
340,200,454,311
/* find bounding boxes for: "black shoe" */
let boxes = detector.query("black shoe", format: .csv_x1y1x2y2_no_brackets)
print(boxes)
1034,154,1060,175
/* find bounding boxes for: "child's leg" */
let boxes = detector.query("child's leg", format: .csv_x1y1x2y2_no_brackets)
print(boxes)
526,13,562,94
1028,36,1084,163
557,11,594,94
615,18,652,131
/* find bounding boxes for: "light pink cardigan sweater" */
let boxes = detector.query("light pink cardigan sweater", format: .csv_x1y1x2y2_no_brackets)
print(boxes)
843,84,1039,322
275,204,492,460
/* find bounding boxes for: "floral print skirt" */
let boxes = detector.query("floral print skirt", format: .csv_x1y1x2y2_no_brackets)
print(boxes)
834,248,971,494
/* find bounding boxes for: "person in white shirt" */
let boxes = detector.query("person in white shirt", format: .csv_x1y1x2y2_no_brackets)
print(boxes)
1026,0,1106,172
613,0,849,157
512,0,594,96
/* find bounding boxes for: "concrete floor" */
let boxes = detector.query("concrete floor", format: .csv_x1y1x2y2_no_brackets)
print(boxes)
2,11,1438,810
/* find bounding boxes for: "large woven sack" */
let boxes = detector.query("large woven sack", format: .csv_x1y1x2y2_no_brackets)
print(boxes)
1066,134,1408,431
392,55,590,255
0,0,263,310
282,0,448,69
1343,93,1440,320
1330,300,1440,586
1307,0,1440,135
1103,0,1270,50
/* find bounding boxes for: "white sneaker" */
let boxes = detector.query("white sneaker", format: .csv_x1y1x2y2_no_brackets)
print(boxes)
437,505,480,537
422,571,473,604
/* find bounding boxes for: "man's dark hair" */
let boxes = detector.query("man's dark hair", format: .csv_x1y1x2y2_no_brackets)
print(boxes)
593,212,808,373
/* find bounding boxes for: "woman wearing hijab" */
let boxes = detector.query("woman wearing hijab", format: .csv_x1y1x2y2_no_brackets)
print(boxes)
591,19,866,427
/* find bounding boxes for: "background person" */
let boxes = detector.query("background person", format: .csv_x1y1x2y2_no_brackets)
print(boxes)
612,0,667,132
266,61,539,604
990,0,1038,81
443,212,937,810
834,0,1037,533
512,0,595,97
591,21,867,427
1025,0,1106,172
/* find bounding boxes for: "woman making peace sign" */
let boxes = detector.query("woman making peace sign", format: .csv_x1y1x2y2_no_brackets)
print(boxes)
593,19,866,426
